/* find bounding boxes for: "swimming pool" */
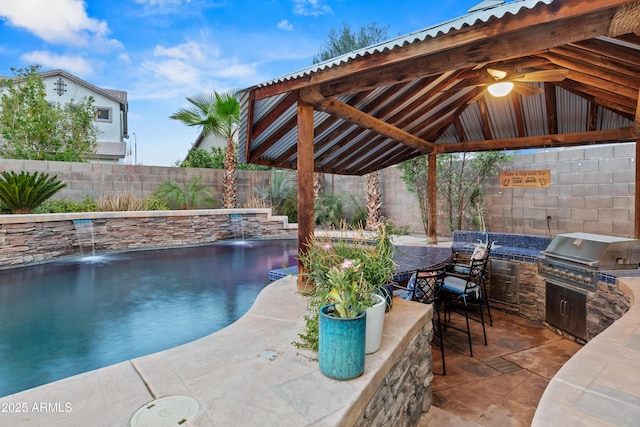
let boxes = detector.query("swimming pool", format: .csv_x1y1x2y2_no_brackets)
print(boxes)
0,239,298,397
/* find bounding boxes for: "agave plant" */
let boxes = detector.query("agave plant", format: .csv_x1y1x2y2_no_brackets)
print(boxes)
0,171,67,214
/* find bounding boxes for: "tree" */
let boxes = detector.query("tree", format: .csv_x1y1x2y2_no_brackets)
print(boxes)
170,92,240,208
398,151,513,235
313,22,390,64
0,65,98,161
314,22,390,229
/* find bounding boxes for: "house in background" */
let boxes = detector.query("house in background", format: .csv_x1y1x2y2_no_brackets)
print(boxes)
39,69,129,163
39,70,129,163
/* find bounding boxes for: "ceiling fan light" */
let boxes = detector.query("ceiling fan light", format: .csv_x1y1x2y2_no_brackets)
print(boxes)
487,81,514,97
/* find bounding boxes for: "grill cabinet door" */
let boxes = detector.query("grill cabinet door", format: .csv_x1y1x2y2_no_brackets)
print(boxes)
545,282,587,341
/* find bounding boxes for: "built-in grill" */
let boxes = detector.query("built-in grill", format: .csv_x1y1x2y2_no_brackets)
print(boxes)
539,232,640,291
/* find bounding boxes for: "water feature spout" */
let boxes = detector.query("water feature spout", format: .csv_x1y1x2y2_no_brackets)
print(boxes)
229,214,245,240
72,219,96,257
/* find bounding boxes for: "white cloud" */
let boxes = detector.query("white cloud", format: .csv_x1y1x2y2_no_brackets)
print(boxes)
293,0,332,16
20,50,94,76
0,0,120,49
118,53,131,64
132,38,260,100
277,20,293,31
153,41,209,62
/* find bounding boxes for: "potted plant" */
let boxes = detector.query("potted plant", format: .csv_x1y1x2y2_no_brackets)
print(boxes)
318,258,369,379
296,224,397,358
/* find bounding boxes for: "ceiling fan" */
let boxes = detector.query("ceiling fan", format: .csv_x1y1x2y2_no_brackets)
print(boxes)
483,68,570,97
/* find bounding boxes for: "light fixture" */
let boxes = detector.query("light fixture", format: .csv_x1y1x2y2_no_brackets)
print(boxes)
487,81,514,97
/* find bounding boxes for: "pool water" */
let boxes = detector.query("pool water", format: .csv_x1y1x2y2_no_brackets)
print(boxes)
0,239,298,397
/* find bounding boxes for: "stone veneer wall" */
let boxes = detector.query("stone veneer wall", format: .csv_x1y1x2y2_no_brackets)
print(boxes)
354,322,434,427
0,209,295,269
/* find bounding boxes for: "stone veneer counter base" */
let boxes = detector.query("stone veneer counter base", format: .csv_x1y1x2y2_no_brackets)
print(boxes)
0,276,434,426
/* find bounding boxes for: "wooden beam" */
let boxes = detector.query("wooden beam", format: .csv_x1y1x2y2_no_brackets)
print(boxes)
433,127,638,154
296,98,315,294
299,87,435,154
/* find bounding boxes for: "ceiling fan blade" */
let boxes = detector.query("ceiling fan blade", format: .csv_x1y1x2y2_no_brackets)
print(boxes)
512,83,544,96
511,69,569,83
487,68,508,80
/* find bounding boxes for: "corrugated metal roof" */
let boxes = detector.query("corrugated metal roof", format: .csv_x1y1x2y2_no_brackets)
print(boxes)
239,0,640,175
250,0,554,89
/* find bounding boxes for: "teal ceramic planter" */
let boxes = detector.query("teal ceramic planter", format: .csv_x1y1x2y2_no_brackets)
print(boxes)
318,304,366,380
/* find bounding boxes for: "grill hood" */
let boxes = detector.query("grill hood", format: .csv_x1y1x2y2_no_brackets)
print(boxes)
541,232,640,270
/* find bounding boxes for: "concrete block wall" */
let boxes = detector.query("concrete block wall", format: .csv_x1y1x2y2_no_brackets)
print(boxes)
484,143,637,238
1,142,638,238
0,160,270,208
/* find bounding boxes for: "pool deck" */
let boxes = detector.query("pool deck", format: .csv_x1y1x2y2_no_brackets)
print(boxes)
4,234,640,426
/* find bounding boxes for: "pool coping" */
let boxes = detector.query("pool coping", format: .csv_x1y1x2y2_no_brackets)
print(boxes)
0,275,431,426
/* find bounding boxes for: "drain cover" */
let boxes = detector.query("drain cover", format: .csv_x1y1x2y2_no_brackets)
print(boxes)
130,395,199,427
483,356,522,374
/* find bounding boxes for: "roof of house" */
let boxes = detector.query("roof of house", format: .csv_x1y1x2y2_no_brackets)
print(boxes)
238,0,640,176
39,69,128,107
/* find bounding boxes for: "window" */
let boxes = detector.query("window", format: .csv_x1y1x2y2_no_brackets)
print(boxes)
96,107,112,122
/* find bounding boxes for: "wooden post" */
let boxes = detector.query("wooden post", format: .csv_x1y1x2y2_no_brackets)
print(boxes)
427,153,438,244
634,92,640,239
635,135,640,239
297,98,315,294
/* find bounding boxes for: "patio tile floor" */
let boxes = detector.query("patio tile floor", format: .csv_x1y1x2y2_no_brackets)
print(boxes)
418,308,582,426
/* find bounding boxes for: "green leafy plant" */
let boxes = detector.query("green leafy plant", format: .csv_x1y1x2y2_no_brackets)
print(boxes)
33,196,97,213
0,171,66,214
142,195,171,211
254,170,296,215
315,193,345,228
152,176,215,209
326,259,369,318
348,195,367,228
295,225,396,349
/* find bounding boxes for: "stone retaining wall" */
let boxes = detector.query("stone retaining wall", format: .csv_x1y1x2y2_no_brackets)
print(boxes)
0,209,296,269
355,322,434,427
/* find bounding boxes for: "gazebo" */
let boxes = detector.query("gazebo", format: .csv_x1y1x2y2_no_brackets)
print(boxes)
237,0,640,286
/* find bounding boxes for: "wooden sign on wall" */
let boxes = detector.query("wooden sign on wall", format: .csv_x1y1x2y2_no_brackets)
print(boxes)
500,170,550,188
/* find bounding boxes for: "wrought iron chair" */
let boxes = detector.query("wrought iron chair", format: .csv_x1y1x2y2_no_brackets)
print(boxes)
401,264,447,375
448,243,493,326
441,250,490,357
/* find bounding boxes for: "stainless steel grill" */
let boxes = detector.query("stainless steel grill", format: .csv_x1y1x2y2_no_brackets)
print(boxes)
538,232,640,291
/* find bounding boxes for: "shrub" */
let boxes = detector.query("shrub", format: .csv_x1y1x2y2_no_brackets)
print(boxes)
0,171,66,214
152,175,215,209
315,193,345,228
95,192,146,211
33,196,97,213
142,195,171,211
254,170,296,215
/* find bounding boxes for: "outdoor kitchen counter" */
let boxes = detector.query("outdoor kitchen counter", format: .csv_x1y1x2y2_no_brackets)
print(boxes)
532,276,640,426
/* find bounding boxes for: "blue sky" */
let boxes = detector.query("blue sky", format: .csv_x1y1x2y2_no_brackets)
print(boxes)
0,0,481,166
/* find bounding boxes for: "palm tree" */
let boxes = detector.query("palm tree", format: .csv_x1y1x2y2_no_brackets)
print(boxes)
170,91,240,208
